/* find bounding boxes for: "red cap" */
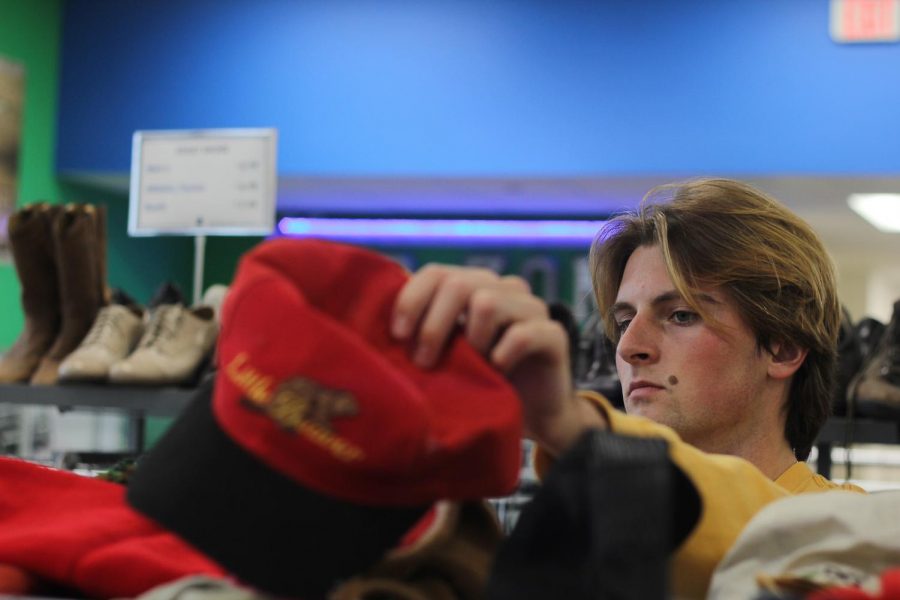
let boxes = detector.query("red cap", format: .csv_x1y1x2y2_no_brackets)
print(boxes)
215,238,522,504
127,238,522,597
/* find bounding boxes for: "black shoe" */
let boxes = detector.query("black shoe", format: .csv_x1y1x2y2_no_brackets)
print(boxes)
574,313,623,409
148,282,185,308
109,287,140,308
833,306,863,417
847,300,900,421
856,316,886,363
549,302,580,377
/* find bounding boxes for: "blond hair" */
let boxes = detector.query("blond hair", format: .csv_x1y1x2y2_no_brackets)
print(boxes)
589,179,840,460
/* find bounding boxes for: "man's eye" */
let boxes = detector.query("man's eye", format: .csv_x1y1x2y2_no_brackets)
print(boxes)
671,310,698,325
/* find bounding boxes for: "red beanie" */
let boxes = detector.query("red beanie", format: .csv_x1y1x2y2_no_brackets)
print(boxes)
0,457,224,598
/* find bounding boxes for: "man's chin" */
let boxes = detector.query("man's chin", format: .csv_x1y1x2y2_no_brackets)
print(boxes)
624,399,653,416
625,401,675,428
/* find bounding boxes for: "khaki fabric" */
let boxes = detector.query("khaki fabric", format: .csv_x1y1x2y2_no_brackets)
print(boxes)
708,490,900,599
126,576,267,600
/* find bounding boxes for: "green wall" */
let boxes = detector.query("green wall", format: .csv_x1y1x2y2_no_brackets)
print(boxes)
0,0,589,447
0,0,63,348
0,0,260,344
0,1,257,448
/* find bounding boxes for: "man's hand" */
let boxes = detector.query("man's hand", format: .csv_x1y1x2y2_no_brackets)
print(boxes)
392,264,606,456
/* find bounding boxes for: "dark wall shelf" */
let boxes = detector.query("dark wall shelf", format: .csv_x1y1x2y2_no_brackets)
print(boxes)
0,383,195,417
817,417,900,446
815,417,900,478
0,383,198,452
2,384,898,474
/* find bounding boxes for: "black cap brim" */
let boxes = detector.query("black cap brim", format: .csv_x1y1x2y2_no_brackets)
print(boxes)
126,379,429,598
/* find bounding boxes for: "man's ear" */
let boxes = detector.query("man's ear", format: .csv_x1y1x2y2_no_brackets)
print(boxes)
767,341,808,380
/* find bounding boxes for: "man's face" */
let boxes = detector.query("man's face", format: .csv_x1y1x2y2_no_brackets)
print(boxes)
611,245,772,454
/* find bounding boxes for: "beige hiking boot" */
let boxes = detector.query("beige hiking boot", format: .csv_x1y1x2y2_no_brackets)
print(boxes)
58,304,145,383
108,304,217,386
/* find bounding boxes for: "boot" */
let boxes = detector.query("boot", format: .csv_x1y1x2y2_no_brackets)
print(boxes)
0,204,62,383
847,300,900,421
148,281,185,308
57,302,145,383
832,306,863,417
575,313,624,409
856,316,886,364
108,304,217,386
94,203,110,304
30,204,104,385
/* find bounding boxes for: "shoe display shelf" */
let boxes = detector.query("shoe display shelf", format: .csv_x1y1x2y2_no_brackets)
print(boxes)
0,382,195,452
1,383,897,475
814,416,900,478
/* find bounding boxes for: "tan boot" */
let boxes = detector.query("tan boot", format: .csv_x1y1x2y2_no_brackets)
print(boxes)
30,204,104,385
0,204,62,383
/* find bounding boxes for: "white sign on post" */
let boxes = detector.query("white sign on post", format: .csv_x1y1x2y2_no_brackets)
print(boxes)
129,128,278,236
129,128,278,304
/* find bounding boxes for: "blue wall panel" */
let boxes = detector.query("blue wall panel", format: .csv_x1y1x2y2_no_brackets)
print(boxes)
58,0,900,176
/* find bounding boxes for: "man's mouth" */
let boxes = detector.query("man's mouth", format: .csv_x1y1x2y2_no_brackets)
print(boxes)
627,380,665,399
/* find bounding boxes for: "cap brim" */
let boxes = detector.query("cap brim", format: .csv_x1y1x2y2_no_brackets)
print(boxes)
126,379,429,598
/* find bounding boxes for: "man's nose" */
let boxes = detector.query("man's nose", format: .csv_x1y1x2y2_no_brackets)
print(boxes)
617,314,658,365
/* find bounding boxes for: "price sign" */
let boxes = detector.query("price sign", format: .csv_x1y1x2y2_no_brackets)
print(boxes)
129,128,278,236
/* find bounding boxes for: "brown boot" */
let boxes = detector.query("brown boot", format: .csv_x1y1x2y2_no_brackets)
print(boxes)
0,204,62,383
30,204,104,385
94,203,110,304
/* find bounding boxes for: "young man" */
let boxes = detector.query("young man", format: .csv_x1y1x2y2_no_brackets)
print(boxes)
391,178,862,598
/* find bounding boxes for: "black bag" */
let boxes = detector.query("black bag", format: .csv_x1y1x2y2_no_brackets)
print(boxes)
486,430,701,600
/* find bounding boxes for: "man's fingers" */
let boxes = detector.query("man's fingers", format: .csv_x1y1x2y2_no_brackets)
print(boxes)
391,264,446,340
466,287,549,355
490,319,570,373
393,264,504,368
393,263,581,454
413,273,477,367
498,274,532,294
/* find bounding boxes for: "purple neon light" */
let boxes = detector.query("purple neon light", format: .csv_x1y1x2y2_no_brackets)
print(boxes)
277,217,606,246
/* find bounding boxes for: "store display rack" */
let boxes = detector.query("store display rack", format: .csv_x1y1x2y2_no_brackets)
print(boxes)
1,381,897,475
0,382,196,451
815,417,900,478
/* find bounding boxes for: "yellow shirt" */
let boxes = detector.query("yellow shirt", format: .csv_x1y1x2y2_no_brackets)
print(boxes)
533,391,864,599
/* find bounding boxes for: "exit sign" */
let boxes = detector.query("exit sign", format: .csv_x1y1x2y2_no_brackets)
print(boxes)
831,0,900,42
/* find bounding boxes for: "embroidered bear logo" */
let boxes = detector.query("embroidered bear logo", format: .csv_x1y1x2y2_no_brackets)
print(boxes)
268,377,359,433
